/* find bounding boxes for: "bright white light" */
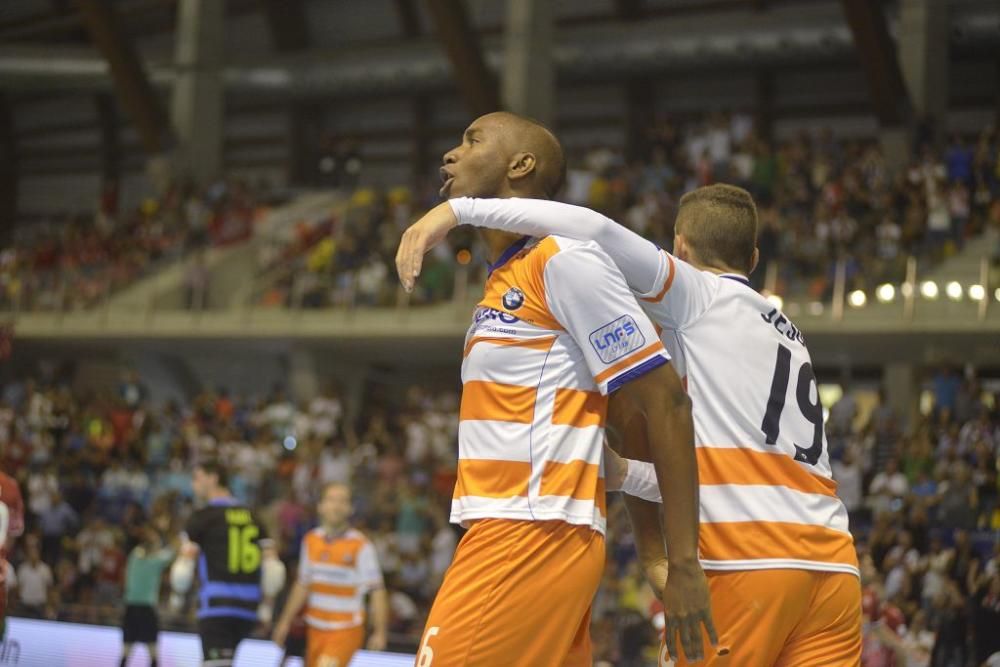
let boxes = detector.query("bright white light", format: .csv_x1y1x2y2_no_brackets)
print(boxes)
920,281,939,299
995,288,1000,303
808,301,824,316
946,281,962,301
765,294,784,311
900,282,914,298
968,284,985,301
876,284,895,303
848,290,867,308
283,436,297,451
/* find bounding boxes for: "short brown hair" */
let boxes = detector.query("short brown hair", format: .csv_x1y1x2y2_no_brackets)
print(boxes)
196,459,229,489
676,184,758,274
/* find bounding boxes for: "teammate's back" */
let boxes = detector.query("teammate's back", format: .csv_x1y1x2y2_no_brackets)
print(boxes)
648,262,857,575
185,500,266,619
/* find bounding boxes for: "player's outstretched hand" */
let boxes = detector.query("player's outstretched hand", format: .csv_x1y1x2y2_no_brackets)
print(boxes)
396,202,460,292
661,559,718,664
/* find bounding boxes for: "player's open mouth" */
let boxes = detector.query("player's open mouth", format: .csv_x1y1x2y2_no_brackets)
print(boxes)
440,168,455,197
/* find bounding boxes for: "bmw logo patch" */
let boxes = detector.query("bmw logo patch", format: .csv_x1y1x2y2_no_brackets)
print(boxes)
502,287,525,311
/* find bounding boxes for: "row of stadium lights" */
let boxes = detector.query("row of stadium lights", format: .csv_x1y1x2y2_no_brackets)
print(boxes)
764,282,1000,312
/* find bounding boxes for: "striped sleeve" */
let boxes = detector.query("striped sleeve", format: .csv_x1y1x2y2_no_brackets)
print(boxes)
543,240,669,395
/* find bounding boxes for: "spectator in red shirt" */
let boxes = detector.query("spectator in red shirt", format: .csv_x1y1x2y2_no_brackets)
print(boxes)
0,470,24,636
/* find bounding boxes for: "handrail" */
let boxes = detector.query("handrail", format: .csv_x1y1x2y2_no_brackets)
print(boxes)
903,255,917,321
831,258,846,322
979,256,989,322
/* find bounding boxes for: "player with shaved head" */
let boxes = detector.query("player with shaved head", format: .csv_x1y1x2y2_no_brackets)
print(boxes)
408,112,714,666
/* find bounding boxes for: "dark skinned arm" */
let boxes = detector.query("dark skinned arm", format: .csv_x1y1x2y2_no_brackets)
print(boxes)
607,362,717,663
607,389,668,593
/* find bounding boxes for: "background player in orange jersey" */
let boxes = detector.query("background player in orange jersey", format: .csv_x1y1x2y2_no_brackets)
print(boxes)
398,185,862,667
272,482,388,667
401,111,714,667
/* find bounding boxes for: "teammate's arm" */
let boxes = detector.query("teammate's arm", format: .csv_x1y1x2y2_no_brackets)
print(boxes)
541,242,715,662
259,542,286,625
610,362,717,663
367,587,389,651
396,198,661,292
604,444,662,504
359,541,388,650
168,538,199,612
606,395,669,594
169,510,205,612
272,538,307,647
271,579,308,648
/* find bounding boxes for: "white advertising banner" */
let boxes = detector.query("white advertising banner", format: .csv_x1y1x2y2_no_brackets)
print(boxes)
0,617,415,666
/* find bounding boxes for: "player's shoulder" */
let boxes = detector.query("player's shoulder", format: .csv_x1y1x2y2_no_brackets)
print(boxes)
545,234,601,254
341,527,372,547
300,527,322,548
536,235,616,272
508,236,606,286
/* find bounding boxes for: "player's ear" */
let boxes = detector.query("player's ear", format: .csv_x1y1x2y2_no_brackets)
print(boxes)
673,234,688,261
749,247,760,275
507,152,537,183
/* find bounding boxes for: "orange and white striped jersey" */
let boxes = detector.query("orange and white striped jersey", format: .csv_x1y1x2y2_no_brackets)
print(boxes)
450,197,857,576
298,527,384,631
640,251,858,576
455,234,670,535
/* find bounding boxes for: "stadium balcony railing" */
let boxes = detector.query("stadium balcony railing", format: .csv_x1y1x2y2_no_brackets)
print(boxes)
3,246,999,342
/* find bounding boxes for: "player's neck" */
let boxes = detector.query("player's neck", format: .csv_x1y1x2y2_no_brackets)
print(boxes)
322,522,349,537
703,265,747,279
479,229,524,264
207,489,232,502
480,188,547,264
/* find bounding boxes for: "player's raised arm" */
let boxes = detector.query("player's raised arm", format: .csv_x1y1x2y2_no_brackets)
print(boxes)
397,197,661,294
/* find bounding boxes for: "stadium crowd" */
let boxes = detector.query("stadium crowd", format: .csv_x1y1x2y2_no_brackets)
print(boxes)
0,179,270,313
254,116,1000,308
0,360,997,664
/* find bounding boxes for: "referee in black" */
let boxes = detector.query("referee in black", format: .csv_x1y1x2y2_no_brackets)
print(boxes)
169,460,285,667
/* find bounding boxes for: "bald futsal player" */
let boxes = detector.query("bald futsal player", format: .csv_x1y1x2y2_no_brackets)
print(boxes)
406,112,714,667
399,185,862,667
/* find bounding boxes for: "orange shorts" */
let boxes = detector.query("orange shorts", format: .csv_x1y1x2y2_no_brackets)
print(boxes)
661,569,861,667
306,624,364,667
417,519,605,667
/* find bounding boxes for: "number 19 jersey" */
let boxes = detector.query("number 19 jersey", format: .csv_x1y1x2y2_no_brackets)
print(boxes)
640,251,858,577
